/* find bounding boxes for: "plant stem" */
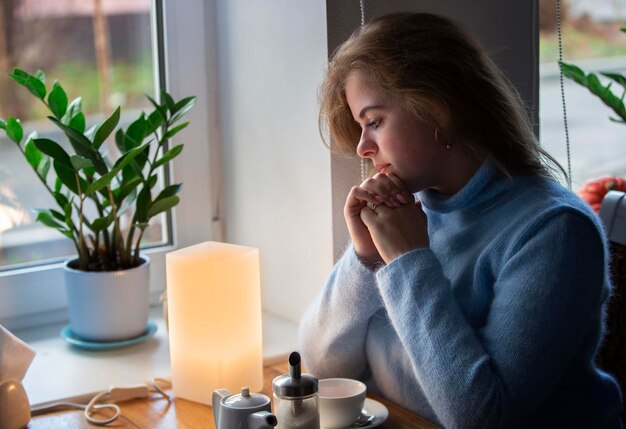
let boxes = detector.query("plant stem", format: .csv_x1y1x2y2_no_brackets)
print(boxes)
107,185,128,267
75,174,89,270
133,228,146,266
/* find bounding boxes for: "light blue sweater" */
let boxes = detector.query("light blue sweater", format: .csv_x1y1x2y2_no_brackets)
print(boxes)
299,161,623,428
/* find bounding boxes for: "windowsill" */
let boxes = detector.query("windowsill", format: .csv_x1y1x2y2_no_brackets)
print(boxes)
18,306,299,407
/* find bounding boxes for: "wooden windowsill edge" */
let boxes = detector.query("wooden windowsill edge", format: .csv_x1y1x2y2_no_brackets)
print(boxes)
17,306,299,407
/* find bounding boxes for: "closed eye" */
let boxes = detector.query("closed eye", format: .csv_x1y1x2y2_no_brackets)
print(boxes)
367,118,382,129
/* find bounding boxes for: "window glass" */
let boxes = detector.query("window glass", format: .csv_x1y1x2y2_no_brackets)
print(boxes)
539,0,626,187
0,0,163,269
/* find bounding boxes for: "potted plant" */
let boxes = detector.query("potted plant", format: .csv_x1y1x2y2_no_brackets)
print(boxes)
560,31,626,127
0,68,195,341
561,29,626,212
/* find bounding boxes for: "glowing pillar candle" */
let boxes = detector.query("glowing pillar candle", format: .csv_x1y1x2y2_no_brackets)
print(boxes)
166,241,263,405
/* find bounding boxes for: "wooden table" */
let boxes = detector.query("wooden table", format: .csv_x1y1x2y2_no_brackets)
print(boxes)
29,362,440,428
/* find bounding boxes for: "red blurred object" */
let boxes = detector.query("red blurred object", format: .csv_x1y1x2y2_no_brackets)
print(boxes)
577,176,626,213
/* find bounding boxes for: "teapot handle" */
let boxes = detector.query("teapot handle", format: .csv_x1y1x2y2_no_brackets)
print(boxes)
212,389,232,428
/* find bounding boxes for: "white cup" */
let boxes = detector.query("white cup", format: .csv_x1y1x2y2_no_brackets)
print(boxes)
318,378,367,429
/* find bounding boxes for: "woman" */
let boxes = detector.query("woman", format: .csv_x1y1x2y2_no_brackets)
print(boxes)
299,12,622,428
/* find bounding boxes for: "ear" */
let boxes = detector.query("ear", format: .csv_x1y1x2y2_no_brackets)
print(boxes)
430,99,451,129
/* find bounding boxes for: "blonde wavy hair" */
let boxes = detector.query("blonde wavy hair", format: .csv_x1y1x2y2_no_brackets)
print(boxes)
319,12,565,179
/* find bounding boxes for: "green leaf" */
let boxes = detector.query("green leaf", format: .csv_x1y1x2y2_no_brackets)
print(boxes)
8,69,46,99
37,156,51,181
62,97,82,126
562,62,626,122
50,209,66,223
147,174,158,188
53,160,82,194
155,183,182,200
69,112,86,133
93,106,120,150
145,109,164,136
6,117,23,143
113,143,150,171
146,95,168,121
170,96,196,123
560,62,587,85
49,117,107,174
35,209,65,229
0,118,6,130
24,138,43,169
85,124,98,141
135,186,152,222
124,114,147,150
115,128,125,153
123,143,150,178
84,144,148,196
91,213,114,232
162,122,189,140
601,72,626,90
147,195,179,218
70,155,93,171
48,82,68,118
9,68,28,85
83,165,96,180
610,117,626,124
33,138,72,167
53,191,69,209
162,90,176,111
25,75,46,100
34,70,46,84
117,188,138,216
153,144,184,169
114,176,142,203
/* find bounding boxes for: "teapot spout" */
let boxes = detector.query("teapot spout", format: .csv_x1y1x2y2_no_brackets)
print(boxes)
248,410,278,429
212,388,232,427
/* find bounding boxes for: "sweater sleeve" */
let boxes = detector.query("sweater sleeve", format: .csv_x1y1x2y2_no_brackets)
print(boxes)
299,245,384,379
375,210,606,429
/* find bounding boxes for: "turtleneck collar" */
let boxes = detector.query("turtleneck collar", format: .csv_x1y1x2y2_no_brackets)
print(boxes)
417,159,512,213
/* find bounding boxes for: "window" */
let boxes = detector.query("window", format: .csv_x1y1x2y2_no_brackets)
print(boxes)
0,0,162,269
0,0,215,331
539,0,626,187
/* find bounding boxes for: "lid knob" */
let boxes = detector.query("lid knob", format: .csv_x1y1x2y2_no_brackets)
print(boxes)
289,351,301,379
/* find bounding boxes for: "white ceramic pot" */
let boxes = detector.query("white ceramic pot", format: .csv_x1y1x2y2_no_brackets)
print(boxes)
64,255,150,341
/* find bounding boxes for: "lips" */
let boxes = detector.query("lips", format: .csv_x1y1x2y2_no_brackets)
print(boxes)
374,164,391,174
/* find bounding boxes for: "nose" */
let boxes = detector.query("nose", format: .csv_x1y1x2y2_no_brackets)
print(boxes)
356,130,377,159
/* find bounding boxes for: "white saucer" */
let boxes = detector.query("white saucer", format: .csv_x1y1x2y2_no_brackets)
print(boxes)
321,397,389,429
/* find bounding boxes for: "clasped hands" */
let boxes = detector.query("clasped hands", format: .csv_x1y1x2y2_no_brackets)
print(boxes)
345,172,429,267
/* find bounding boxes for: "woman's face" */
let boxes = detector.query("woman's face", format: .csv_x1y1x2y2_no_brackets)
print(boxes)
344,71,454,194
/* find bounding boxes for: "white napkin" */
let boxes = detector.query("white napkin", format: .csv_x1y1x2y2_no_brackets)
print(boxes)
0,325,36,429
0,324,35,383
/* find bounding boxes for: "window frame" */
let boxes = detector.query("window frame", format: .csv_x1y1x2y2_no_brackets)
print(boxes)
0,0,218,331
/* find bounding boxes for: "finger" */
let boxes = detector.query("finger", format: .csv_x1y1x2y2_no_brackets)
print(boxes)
349,185,379,206
360,174,402,207
386,173,414,205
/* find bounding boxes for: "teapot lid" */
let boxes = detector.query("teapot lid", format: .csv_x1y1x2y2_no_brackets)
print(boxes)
272,351,318,398
224,387,270,408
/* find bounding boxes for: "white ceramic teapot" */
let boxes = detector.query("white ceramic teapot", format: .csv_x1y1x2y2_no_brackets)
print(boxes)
212,387,278,429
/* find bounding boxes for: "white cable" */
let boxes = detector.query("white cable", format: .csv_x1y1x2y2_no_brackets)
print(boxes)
30,378,172,426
